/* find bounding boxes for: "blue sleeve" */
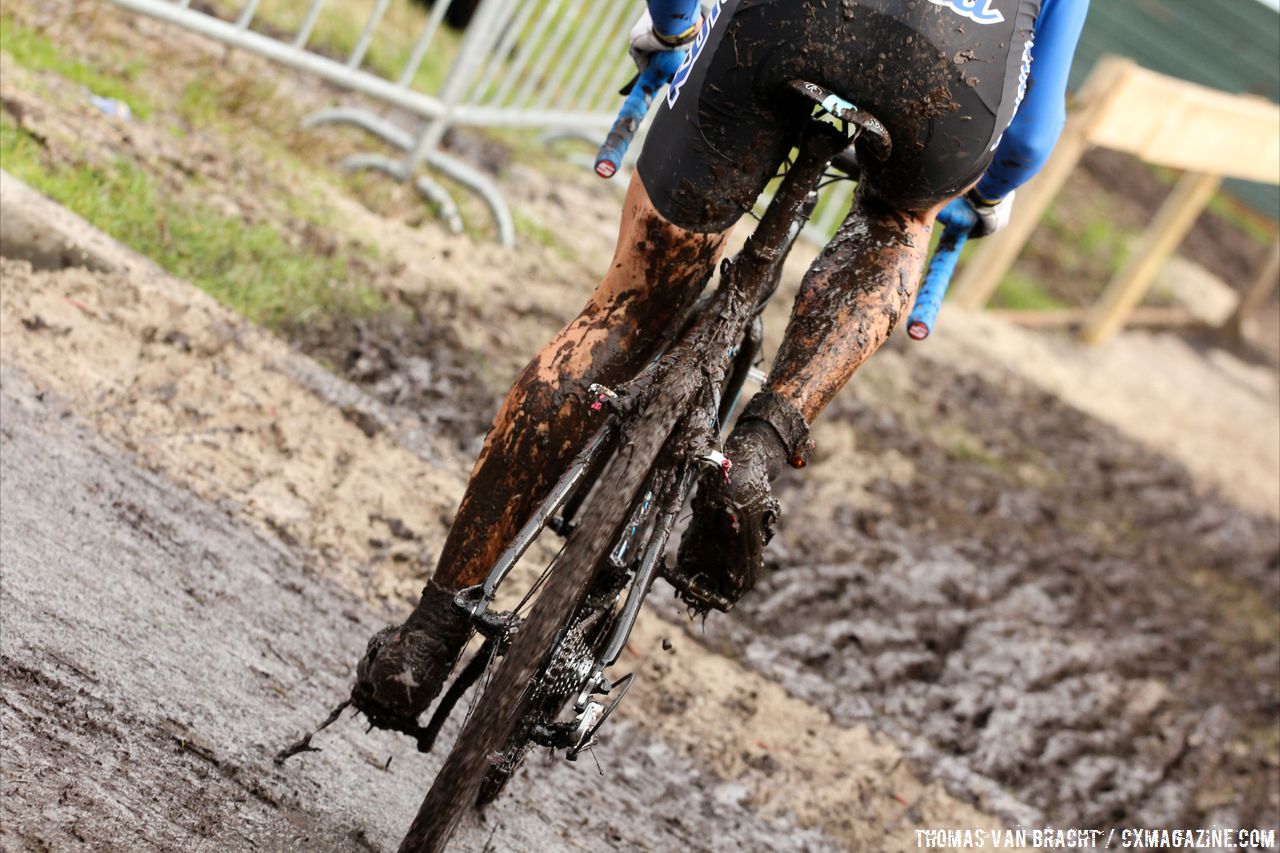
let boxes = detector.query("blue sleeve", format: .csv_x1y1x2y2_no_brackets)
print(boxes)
647,0,701,40
975,0,1090,201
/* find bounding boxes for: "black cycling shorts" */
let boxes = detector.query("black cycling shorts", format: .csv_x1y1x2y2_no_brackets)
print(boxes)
637,0,1040,231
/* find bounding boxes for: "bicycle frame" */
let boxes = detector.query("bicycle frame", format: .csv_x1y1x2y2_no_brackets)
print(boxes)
451,95,862,751
395,82,905,853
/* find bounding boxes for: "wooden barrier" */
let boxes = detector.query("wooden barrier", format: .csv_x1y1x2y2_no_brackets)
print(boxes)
949,56,1280,346
1218,240,1280,343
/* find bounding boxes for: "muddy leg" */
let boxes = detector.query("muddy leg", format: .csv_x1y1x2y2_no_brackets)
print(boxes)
765,189,937,421
435,174,727,590
673,189,943,612
353,174,728,723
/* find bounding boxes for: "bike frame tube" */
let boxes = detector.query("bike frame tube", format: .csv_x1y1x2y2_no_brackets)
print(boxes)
395,89,882,853
598,466,692,670
579,122,855,690
473,423,617,613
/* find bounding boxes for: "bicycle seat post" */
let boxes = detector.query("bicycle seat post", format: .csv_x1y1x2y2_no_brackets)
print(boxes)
733,122,845,307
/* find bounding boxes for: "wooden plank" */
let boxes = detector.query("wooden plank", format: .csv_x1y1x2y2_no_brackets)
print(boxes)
1079,170,1223,346
1087,65,1280,184
949,56,1134,311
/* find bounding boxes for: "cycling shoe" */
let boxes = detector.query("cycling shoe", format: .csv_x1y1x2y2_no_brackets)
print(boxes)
351,580,470,730
671,421,784,612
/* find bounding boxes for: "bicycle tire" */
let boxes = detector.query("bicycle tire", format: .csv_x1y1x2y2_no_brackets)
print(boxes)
396,362,707,853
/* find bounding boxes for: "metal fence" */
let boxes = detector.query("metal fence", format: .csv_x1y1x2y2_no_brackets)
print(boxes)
105,0,859,247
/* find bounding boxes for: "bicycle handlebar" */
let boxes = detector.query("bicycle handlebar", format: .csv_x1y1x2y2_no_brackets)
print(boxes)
595,50,687,179
907,201,979,340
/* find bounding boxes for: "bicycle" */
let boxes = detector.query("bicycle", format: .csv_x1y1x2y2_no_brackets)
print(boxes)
392,65,976,853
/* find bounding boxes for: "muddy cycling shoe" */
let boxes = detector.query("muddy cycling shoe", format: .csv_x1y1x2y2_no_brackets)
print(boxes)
670,392,813,614
351,580,471,732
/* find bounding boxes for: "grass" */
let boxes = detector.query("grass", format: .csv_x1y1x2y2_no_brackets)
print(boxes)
208,0,633,114
1,116,384,330
512,210,573,260
0,15,154,119
1,10,386,331
175,78,222,128
990,270,1070,311
209,0,460,95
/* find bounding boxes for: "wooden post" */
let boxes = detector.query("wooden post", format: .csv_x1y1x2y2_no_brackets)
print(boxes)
951,117,1088,310
1078,170,1222,346
1218,239,1280,341
950,56,1134,311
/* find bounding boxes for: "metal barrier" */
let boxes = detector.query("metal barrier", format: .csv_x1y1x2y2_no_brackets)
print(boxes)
104,0,860,248
107,0,651,245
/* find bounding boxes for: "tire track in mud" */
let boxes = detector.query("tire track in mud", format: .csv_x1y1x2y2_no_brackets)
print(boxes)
0,364,402,851
692,352,1280,831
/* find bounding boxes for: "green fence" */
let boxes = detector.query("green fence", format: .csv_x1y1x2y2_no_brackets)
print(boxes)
1069,0,1279,219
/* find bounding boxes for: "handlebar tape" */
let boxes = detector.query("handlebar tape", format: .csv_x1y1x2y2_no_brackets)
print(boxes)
595,50,687,179
907,202,980,340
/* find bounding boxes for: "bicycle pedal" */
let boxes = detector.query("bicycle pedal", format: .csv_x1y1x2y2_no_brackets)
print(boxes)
661,562,737,614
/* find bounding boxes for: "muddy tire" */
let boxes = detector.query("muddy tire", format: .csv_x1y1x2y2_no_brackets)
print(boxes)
395,370,704,853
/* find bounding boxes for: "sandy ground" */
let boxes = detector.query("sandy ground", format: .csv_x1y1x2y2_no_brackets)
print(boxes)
2,2,1279,849
923,308,1280,520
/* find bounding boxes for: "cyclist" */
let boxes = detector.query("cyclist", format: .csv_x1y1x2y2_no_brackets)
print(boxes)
352,0,1090,727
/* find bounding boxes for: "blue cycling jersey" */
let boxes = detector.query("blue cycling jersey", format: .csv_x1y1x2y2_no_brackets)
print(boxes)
645,0,1088,203
646,0,701,40
976,0,1090,201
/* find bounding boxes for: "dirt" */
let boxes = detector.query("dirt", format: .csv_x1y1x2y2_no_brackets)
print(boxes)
1075,150,1275,293
0,362,846,853
0,234,1002,850
915,308,1280,519
3,2,1279,850
1012,149,1276,309
688,347,1280,829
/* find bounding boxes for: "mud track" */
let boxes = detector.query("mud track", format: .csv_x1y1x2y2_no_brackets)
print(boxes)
2,1,1278,846
694,350,1280,829
0,363,841,851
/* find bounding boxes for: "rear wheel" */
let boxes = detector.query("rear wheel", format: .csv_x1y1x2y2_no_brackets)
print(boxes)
396,367,704,853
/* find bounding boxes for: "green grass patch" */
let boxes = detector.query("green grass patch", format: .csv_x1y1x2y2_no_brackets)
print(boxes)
512,210,573,260
1041,199,1134,277
1,117,383,329
990,270,1070,312
0,15,154,119
211,0,459,94
176,78,223,128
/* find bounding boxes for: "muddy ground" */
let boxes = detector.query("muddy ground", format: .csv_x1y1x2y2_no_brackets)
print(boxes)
4,207,1278,849
0,361,838,852
696,352,1280,829
3,2,1280,850
1,231,1015,851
